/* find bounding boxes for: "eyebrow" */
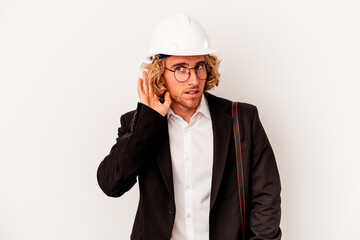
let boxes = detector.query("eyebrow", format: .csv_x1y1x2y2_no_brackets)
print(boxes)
170,61,206,68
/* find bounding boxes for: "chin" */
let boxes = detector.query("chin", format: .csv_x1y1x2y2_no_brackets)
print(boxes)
181,99,201,109
170,92,203,111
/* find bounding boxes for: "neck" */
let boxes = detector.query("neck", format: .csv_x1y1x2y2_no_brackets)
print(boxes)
171,105,197,124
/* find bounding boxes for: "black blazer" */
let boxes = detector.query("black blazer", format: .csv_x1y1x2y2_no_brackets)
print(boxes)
97,93,281,240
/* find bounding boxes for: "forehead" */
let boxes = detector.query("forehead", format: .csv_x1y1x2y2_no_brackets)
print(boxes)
164,55,205,66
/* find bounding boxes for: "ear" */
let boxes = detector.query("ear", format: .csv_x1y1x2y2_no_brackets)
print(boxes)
153,75,167,97
160,75,167,88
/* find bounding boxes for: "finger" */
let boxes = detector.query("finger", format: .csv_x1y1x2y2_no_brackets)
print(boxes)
137,77,144,95
163,91,172,106
137,78,144,102
138,77,149,105
148,80,155,98
142,71,148,94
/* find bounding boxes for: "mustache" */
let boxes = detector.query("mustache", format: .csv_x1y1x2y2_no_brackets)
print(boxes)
184,88,201,92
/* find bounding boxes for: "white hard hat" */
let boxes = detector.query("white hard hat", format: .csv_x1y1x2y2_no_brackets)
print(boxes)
149,13,217,58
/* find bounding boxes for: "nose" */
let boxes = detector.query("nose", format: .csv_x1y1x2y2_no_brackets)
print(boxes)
187,69,200,85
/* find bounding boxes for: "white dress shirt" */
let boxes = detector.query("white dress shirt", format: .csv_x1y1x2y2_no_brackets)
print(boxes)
167,95,214,240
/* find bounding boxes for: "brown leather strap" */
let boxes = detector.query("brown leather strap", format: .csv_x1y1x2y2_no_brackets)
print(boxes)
232,102,246,239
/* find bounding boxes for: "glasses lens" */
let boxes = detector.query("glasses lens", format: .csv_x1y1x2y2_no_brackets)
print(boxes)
174,67,189,82
196,63,207,80
174,63,208,82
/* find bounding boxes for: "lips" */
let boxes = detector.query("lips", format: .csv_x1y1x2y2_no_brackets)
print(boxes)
185,89,200,95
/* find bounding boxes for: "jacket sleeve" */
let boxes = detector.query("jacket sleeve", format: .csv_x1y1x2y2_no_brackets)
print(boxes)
249,107,282,240
97,103,167,197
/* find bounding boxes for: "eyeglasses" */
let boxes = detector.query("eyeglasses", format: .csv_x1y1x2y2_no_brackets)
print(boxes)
165,63,208,83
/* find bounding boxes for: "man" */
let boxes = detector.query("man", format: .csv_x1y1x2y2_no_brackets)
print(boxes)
97,13,281,240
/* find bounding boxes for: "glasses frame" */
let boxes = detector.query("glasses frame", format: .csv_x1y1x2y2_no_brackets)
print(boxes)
164,63,210,83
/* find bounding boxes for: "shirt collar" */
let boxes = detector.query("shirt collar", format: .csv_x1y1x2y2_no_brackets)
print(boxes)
167,94,211,120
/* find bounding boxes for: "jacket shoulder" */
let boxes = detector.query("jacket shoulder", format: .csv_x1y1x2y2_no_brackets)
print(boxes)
205,93,257,116
122,109,137,122
116,109,137,133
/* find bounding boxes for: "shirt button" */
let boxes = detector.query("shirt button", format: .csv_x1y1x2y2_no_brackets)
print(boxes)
185,129,189,134
186,185,191,190
185,156,190,161
187,214,191,218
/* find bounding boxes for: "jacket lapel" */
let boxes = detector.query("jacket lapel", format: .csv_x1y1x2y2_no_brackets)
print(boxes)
156,122,175,201
206,93,233,209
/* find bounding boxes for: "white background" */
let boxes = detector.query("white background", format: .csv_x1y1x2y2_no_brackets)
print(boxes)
1,0,359,239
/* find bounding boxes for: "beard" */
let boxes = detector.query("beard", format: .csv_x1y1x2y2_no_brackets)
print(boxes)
168,87,204,111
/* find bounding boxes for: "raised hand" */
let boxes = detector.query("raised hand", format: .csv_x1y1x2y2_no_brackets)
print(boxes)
137,71,171,117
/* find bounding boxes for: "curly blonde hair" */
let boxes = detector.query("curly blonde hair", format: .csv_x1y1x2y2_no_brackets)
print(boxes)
142,55,221,96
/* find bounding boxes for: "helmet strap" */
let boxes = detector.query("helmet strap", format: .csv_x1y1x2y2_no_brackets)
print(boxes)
158,54,172,59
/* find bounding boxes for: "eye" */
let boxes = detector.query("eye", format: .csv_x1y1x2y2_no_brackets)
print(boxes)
175,66,187,73
195,63,205,70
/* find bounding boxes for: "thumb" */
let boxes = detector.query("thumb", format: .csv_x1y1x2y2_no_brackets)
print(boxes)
163,91,172,107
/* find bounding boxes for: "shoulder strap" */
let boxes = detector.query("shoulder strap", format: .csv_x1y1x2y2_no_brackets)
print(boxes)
232,102,246,239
